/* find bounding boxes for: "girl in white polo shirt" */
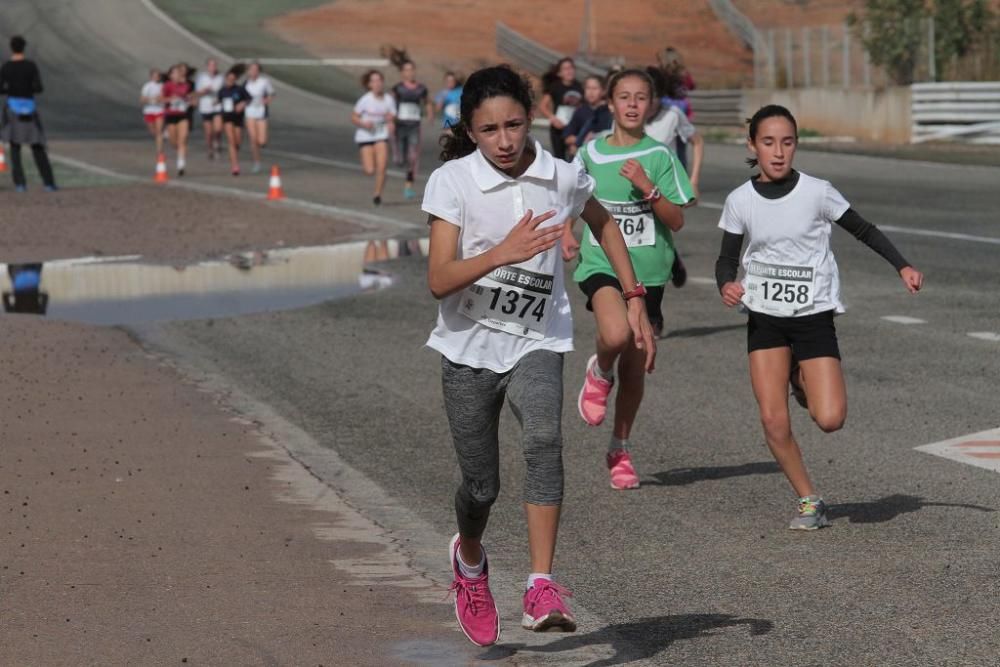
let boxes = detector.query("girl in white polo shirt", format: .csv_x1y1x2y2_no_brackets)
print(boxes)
352,70,396,206
716,105,923,530
423,64,654,647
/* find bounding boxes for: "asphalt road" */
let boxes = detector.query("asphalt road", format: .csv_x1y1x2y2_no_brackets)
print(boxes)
5,1,1000,665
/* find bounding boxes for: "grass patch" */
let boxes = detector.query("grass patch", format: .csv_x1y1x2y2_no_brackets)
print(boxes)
152,0,362,102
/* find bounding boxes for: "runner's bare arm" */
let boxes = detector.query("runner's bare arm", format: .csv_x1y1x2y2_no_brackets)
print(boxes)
688,132,704,199
619,159,684,231
351,111,373,130
581,197,657,371
427,210,562,299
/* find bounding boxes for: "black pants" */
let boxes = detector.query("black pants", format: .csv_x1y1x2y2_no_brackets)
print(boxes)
10,142,55,188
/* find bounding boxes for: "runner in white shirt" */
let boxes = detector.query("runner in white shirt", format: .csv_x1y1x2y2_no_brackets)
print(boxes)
716,105,924,530
139,68,164,155
645,65,706,293
424,65,654,648
195,58,224,161
243,62,274,173
351,70,395,206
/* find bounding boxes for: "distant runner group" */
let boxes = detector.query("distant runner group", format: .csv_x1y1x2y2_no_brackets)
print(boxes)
140,58,274,176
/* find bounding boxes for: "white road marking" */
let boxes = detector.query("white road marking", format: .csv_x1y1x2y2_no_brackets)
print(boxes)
881,315,927,325
699,200,1000,246
689,276,717,285
916,427,1000,473
967,332,1000,342
50,154,421,232
878,224,1000,246
699,201,724,210
267,148,407,179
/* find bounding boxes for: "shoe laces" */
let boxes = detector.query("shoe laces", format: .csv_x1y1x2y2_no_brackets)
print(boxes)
797,496,823,516
449,577,490,615
527,580,573,611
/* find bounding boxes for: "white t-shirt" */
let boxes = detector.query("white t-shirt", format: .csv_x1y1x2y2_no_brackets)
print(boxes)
353,92,396,143
422,140,595,372
195,72,224,114
141,81,163,115
645,106,695,146
244,76,275,119
718,171,851,317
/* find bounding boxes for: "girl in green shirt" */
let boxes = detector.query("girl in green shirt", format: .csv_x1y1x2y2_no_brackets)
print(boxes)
563,68,695,489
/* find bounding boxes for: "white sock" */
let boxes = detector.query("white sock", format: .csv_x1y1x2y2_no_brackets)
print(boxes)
609,436,629,453
457,547,485,580
593,358,615,381
177,158,186,170
526,572,552,590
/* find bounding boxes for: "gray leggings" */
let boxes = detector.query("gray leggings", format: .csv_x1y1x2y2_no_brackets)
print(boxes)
441,350,564,540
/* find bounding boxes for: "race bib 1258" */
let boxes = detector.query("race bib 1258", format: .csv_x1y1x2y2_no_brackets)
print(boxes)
742,260,815,317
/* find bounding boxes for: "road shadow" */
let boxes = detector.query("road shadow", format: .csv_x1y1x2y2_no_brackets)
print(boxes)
645,461,781,487
828,493,995,524
477,614,773,666
662,324,744,339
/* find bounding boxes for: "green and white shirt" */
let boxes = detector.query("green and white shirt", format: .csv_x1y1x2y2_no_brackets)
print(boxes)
572,135,694,287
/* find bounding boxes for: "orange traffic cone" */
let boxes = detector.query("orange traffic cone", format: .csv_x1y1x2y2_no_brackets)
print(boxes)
0,144,7,173
154,153,169,183
267,164,285,200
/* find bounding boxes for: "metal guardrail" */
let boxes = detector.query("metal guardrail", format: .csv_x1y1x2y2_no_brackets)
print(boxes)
689,89,744,127
495,22,607,78
911,82,1000,144
707,0,764,51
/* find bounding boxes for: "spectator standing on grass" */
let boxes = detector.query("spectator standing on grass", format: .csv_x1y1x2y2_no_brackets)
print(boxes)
0,35,57,192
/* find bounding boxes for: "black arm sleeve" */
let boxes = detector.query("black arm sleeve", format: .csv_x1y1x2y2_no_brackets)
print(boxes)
715,231,745,291
834,208,910,272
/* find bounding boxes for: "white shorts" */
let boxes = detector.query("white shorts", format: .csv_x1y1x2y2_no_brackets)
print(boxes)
245,105,268,120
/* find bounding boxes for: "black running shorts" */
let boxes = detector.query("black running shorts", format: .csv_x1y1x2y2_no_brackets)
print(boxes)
579,273,665,329
746,309,840,360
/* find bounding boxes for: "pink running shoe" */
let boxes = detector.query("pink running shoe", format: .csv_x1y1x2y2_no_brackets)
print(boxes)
578,354,613,426
607,449,640,490
521,579,577,632
448,533,500,647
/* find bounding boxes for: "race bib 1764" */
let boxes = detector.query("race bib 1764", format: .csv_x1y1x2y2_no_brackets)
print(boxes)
590,200,656,248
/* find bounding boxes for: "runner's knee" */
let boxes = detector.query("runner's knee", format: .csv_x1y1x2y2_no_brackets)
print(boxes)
760,409,791,441
811,407,846,433
598,321,632,354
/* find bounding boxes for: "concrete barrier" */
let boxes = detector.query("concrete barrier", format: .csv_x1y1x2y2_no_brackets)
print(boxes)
742,87,912,143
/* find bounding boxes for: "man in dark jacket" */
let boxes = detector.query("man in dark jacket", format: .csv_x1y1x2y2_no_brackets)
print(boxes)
0,35,57,191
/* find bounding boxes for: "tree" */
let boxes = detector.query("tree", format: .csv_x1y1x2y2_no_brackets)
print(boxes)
849,0,929,85
851,0,999,83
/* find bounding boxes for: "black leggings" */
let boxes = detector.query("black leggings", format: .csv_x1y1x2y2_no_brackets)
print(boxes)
10,142,55,188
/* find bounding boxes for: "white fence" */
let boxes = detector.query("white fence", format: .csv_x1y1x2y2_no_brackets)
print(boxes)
911,82,1000,144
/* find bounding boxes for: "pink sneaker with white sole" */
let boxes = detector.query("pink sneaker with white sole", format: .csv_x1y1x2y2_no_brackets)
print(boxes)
607,449,640,490
522,579,577,632
448,533,500,647
578,354,613,426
